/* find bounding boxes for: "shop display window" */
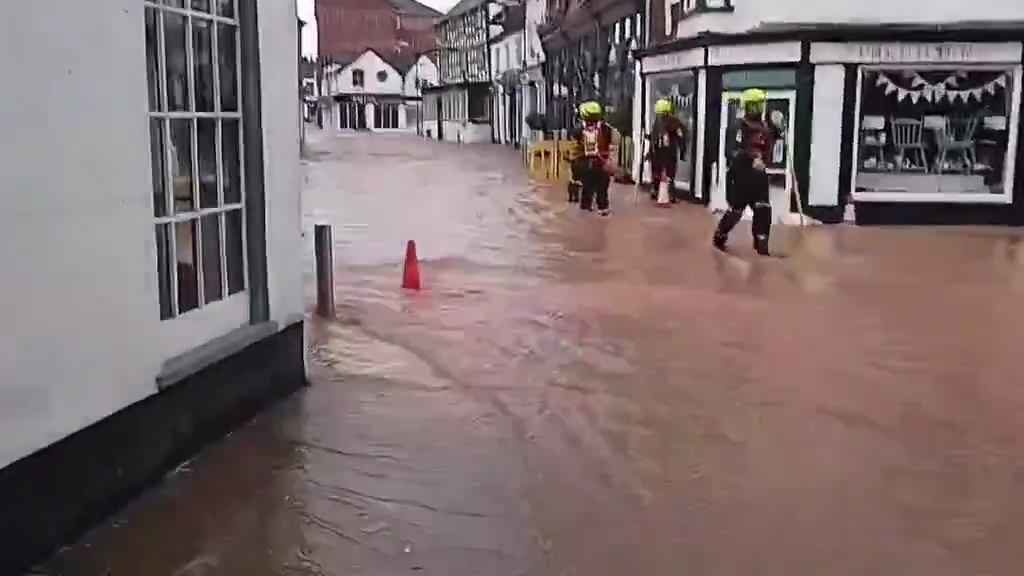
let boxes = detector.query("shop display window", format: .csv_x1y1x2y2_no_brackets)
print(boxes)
856,67,1017,198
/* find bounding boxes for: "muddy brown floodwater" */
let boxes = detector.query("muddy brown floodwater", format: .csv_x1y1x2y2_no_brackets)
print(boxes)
41,131,1024,576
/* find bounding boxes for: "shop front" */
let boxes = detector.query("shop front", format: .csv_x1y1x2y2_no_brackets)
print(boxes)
639,42,808,226
639,29,1024,225
813,43,1024,219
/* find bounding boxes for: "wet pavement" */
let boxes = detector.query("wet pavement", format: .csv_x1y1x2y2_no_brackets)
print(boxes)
40,130,1024,575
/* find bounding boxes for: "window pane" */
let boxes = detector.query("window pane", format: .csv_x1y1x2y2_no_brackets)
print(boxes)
193,18,215,112
150,119,167,217
155,224,174,320
198,119,218,208
176,220,200,313
170,119,195,213
856,68,1013,196
218,24,238,111
217,0,235,18
166,0,185,7
201,214,223,303
145,8,162,112
226,209,245,294
192,0,211,12
165,13,190,111
223,119,241,204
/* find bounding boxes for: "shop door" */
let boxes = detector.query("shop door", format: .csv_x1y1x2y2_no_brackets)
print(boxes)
714,90,796,223
355,102,367,130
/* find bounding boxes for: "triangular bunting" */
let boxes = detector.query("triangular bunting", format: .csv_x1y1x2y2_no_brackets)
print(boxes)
910,91,921,104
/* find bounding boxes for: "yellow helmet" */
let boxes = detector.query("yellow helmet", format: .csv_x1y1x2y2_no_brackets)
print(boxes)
741,88,767,107
654,98,673,115
579,101,603,121
741,89,767,115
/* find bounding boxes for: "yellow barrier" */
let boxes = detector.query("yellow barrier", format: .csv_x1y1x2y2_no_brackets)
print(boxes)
527,134,635,184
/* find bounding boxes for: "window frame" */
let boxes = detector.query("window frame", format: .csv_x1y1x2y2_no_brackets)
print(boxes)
146,0,249,320
850,63,1022,204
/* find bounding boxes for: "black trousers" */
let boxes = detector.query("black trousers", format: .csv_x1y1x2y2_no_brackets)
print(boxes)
579,160,610,211
717,156,771,240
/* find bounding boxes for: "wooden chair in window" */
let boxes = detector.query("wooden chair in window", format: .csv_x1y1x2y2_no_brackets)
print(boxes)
935,115,979,174
890,118,928,173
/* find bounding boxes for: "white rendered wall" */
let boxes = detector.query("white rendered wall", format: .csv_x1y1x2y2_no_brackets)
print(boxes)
809,64,845,206
337,51,404,94
405,56,439,98
676,0,1024,39
0,0,302,469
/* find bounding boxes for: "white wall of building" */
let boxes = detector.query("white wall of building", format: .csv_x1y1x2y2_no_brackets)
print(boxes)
809,64,846,207
260,0,304,329
405,55,439,98
676,0,1024,39
0,0,302,469
336,50,404,94
525,0,547,70
443,121,492,143
322,50,427,133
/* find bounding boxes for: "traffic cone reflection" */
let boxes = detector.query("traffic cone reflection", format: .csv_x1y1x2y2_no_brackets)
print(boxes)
402,240,421,290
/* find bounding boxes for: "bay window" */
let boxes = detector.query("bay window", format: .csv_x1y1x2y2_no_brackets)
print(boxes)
146,0,246,320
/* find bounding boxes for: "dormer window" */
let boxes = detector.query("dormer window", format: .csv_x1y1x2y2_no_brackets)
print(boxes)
667,0,734,32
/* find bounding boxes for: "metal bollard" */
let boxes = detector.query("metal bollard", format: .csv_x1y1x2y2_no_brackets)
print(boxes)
314,224,335,318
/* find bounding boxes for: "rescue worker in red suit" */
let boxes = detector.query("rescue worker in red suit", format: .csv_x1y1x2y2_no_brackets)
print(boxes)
570,101,614,215
648,98,687,203
713,88,783,256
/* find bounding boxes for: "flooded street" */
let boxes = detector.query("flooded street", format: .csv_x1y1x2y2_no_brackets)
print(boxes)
43,130,1024,575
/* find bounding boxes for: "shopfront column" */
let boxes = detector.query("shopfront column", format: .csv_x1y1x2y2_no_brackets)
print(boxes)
794,55,815,212
810,64,846,207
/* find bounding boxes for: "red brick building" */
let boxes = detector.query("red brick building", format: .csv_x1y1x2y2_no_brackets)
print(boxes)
316,0,440,61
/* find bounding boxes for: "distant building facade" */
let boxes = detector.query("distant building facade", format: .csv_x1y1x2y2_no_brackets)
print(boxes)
491,4,526,146
316,0,439,58
321,49,438,131
427,0,494,143
316,0,440,132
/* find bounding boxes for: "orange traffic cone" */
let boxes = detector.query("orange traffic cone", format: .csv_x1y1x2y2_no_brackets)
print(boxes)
402,240,421,290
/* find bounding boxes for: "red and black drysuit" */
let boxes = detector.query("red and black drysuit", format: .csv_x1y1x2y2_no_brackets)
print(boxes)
714,113,781,253
571,121,614,212
648,115,687,202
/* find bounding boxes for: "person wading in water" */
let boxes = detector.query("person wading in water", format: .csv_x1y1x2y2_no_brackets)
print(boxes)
648,98,687,205
713,88,783,255
570,101,614,216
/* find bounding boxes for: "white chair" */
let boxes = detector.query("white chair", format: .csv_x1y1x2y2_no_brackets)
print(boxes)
890,118,928,173
935,116,979,174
